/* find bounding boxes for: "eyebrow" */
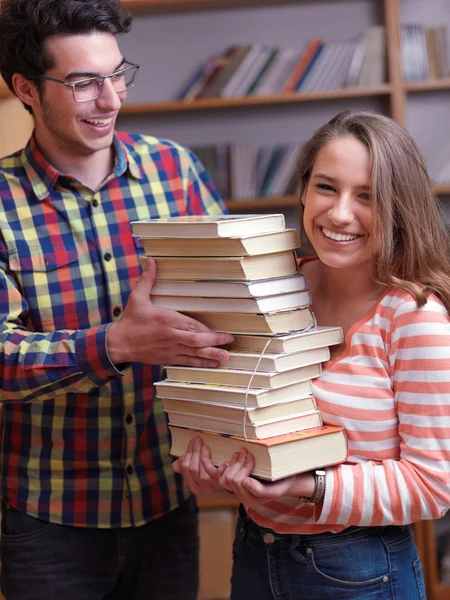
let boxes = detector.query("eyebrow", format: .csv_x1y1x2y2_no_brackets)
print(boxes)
64,58,126,80
313,172,370,190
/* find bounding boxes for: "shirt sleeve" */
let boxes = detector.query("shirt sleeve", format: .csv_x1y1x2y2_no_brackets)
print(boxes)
0,241,123,402
316,295,450,526
182,147,228,216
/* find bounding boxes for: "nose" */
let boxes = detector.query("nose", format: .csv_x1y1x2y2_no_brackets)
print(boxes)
328,193,355,225
95,77,124,111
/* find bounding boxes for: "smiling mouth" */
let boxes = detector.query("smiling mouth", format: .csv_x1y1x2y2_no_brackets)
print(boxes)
83,117,115,127
320,226,361,242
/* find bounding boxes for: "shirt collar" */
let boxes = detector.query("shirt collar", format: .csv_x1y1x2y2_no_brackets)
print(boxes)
21,132,143,201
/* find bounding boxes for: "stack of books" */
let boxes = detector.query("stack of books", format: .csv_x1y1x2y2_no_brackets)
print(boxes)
131,214,347,481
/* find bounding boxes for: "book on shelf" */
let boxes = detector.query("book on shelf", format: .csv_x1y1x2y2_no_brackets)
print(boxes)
150,274,306,299
357,26,386,87
199,45,252,98
164,362,322,389
139,228,301,258
282,37,324,93
141,250,298,281
152,288,310,314
169,424,348,481
185,306,316,335
161,395,318,425
166,407,323,440
156,378,314,408
224,326,343,353
131,213,285,238
217,346,329,372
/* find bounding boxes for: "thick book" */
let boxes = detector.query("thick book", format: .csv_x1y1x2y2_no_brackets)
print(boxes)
166,408,323,440
138,228,300,257
131,214,285,239
218,346,329,372
156,378,313,408
225,326,343,353
169,424,348,480
283,37,324,93
161,395,318,424
152,289,310,314
165,362,322,389
186,306,316,335
141,251,298,281
151,274,306,299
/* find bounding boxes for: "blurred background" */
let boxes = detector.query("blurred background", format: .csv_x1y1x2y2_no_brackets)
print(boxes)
1,1,449,598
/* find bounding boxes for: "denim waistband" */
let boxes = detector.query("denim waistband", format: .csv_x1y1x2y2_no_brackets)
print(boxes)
238,505,412,549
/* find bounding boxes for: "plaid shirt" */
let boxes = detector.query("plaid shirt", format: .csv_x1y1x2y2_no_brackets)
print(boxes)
0,132,226,528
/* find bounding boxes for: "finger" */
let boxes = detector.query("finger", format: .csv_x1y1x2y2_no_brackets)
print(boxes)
200,446,218,477
135,256,157,296
175,326,234,353
216,462,230,479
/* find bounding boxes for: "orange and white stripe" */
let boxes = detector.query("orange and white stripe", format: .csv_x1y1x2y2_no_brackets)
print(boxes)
249,288,450,534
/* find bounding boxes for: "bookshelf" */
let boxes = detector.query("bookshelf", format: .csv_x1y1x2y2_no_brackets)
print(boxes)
117,0,450,214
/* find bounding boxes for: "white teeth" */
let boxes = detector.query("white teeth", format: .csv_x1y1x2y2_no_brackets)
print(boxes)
322,227,359,242
85,118,113,126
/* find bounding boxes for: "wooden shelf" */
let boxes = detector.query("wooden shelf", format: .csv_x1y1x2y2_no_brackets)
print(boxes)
225,195,299,211
225,185,450,212
124,0,334,15
435,184,450,195
120,85,393,116
405,79,450,93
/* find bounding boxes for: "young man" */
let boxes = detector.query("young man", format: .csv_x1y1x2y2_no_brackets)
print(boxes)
0,1,231,598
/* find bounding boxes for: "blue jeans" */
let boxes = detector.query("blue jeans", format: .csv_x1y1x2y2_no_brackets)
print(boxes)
231,506,426,600
0,496,199,600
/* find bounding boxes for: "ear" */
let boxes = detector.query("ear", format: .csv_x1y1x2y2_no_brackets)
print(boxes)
12,73,41,111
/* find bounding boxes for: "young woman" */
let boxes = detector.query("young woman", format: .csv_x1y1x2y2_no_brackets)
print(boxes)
173,110,450,599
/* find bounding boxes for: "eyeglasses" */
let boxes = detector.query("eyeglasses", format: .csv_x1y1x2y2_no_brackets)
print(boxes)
37,60,140,102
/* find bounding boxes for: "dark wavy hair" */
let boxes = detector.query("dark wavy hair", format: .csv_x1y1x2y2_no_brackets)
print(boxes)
0,0,132,113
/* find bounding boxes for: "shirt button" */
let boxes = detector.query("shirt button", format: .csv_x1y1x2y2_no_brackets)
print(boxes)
104,252,112,261
263,533,275,544
113,307,122,318
127,465,134,475
125,414,133,425
92,198,99,208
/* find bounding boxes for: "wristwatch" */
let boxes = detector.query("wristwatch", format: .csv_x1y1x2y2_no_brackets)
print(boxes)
298,470,326,504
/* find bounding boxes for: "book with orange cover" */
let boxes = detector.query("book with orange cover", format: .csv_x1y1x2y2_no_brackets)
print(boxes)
282,37,324,93
169,424,347,480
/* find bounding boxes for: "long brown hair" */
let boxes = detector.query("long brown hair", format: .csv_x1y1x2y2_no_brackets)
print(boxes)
297,109,450,311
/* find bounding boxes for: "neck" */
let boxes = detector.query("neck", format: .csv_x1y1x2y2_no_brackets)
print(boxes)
316,262,383,304
34,129,115,191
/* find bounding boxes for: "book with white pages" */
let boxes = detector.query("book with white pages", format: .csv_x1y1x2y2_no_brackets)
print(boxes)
224,326,343,353
165,408,323,440
160,395,318,424
155,379,314,408
165,362,322,389
217,346,330,372
151,273,306,298
131,213,285,238
152,289,310,314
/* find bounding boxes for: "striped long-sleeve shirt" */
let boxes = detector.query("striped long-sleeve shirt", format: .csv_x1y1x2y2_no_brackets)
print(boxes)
249,287,450,533
0,132,226,527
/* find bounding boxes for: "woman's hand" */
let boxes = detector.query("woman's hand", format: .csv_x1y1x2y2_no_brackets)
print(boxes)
218,448,316,509
172,437,228,495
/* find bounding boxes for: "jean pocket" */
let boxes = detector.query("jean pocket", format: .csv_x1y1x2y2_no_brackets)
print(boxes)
306,536,390,589
1,505,55,543
413,557,426,600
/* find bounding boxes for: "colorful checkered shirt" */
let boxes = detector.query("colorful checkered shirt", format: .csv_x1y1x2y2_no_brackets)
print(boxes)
0,132,226,527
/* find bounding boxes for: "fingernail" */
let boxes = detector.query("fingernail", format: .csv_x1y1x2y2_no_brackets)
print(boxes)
218,351,227,360
226,335,234,343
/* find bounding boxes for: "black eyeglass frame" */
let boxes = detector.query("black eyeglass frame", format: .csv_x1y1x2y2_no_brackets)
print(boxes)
36,60,140,102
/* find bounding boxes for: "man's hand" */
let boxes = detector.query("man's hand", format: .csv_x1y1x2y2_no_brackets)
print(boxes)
106,256,233,366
